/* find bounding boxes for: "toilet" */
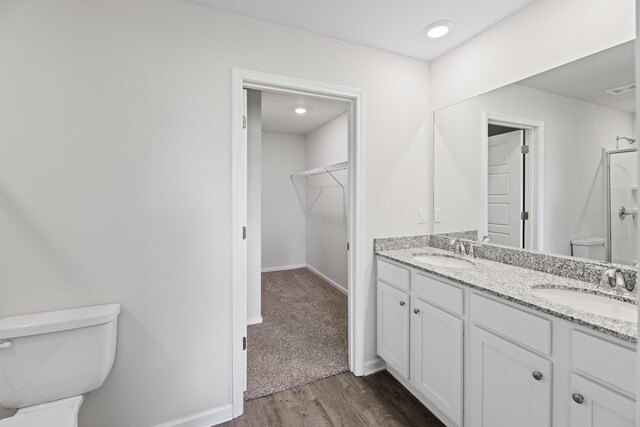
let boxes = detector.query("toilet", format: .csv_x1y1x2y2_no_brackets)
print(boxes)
0,304,120,426
571,237,606,261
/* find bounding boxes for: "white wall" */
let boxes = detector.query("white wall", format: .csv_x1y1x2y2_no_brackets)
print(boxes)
433,84,634,256
0,1,430,425
246,89,262,324
430,0,635,110
261,132,307,270
305,113,349,291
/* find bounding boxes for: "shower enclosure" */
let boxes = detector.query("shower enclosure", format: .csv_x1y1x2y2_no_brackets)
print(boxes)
605,148,638,265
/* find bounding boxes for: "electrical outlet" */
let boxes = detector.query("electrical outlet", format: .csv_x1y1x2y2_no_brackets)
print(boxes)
418,208,425,224
434,208,441,223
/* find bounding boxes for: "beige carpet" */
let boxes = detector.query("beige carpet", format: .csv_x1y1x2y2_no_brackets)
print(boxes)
245,268,349,400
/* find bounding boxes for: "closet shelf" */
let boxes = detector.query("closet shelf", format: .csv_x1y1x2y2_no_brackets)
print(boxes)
290,161,348,179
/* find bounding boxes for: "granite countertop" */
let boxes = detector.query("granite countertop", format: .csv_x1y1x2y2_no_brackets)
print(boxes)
376,246,638,344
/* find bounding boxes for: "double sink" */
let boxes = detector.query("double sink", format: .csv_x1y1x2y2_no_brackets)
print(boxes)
411,253,637,323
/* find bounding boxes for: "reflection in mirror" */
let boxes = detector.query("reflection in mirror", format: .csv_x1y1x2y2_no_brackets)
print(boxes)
434,41,637,266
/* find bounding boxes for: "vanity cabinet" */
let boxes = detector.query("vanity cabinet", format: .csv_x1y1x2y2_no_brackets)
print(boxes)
468,326,551,427
412,297,463,426
570,374,635,427
375,255,637,427
376,280,410,380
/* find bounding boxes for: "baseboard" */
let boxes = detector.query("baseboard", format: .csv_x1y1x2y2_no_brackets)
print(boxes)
261,264,306,273
305,264,348,295
247,316,263,325
363,357,386,375
153,404,233,427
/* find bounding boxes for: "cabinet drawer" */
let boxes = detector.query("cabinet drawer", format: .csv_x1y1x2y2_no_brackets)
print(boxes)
471,293,551,355
378,258,411,291
414,271,464,316
572,331,636,396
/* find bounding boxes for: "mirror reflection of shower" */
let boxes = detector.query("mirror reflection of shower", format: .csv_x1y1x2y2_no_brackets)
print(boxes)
605,146,637,266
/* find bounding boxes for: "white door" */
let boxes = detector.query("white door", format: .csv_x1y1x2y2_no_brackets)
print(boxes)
487,130,523,247
469,326,551,427
411,298,463,426
377,281,410,380
570,374,635,427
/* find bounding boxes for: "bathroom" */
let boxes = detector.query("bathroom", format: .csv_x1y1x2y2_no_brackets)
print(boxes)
0,0,637,426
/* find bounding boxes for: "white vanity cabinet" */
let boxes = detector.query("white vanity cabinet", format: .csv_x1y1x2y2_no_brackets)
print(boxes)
375,255,637,427
570,374,635,427
412,297,463,426
376,280,410,379
569,331,637,427
376,258,465,426
468,326,551,427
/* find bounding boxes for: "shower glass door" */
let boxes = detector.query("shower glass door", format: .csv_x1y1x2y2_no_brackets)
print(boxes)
607,148,638,265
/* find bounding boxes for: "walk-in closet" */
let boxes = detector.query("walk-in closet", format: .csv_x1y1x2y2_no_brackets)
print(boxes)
244,89,351,400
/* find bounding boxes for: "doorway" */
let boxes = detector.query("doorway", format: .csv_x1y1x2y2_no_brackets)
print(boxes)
481,113,544,251
487,125,526,248
244,88,350,400
231,69,365,418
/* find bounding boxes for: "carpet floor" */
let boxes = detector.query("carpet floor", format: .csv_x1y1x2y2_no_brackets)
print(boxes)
245,268,349,400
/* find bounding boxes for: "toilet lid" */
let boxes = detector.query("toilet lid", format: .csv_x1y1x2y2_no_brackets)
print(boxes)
0,406,76,427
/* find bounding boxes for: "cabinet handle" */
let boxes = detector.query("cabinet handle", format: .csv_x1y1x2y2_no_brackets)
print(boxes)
532,371,543,381
399,301,406,306
0,341,13,350
414,308,420,314
572,393,584,404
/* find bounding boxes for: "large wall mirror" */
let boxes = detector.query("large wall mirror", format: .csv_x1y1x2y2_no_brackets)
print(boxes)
434,40,637,266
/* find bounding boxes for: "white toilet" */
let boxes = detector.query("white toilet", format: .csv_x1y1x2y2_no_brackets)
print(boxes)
0,303,120,426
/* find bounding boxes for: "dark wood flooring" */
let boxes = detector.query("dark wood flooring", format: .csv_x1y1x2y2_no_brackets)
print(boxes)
221,370,445,427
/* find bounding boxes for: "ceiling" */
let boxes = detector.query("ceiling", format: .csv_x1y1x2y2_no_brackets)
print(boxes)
261,91,349,135
518,41,636,113
187,0,535,60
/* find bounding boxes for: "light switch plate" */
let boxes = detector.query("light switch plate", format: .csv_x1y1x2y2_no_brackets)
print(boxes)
434,208,441,223
418,208,425,224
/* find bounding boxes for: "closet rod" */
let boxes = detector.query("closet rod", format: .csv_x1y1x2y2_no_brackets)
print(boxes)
290,161,348,178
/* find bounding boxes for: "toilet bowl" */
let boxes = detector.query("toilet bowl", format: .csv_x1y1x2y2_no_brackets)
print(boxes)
0,304,120,426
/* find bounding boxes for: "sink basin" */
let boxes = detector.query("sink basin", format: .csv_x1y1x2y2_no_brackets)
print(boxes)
531,287,637,322
412,254,475,269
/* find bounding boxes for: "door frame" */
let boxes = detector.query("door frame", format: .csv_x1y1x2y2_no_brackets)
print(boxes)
481,112,544,251
231,68,365,417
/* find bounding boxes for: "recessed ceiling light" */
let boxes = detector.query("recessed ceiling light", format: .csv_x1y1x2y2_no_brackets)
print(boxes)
294,107,307,115
424,20,453,39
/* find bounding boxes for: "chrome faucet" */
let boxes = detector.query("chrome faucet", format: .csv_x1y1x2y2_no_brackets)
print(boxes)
480,235,491,243
600,268,634,293
449,238,476,258
449,238,465,255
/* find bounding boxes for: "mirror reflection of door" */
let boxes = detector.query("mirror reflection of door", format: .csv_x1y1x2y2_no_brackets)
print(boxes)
487,129,524,248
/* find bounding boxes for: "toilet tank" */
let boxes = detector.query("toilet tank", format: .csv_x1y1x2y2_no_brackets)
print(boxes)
0,304,120,409
571,237,606,261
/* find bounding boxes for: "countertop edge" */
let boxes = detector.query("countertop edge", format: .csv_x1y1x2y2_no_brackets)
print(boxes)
376,251,637,345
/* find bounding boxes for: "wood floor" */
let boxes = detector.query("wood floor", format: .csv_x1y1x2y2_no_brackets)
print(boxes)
221,370,445,427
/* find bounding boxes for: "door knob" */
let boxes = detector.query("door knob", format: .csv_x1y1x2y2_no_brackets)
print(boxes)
414,308,420,314
399,301,406,306
532,371,543,381
572,393,584,404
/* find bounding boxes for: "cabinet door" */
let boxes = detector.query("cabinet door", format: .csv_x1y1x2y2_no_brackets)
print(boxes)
377,280,410,379
570,374,635,427
469,326,551,427
412,298,463,426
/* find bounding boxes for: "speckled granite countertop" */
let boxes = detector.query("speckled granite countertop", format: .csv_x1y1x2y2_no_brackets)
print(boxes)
377,246,638,344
